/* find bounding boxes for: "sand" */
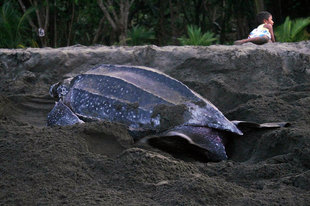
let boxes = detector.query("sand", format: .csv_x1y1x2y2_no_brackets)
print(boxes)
0,42,309,205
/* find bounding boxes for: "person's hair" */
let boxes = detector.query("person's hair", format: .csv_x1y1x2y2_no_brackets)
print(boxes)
256,11,271,24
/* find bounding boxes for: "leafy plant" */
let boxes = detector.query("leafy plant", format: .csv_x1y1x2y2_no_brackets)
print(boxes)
0,1,34,48
275,16,310,42
127,26,155,46
178,25,218,46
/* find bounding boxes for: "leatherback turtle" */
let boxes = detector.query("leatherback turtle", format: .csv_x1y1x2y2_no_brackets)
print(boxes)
48,64,288,161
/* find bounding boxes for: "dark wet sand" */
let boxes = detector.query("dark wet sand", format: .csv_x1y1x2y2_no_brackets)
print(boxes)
0,43,309,205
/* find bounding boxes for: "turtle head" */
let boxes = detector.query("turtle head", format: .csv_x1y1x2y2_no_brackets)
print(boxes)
49,82,69,99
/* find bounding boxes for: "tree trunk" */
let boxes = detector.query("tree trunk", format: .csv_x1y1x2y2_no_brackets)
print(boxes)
92,17,105,44
53,0,57,47
67,2,75,46
254,0,265,13
157,0,166,45
33,0,45,46
97,0,134,45
236,15,249,39
169,0,177,44
220,0,229,43
18,0,38,31
18,0,50,47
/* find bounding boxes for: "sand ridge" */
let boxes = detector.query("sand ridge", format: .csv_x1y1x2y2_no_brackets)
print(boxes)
0,42,309,205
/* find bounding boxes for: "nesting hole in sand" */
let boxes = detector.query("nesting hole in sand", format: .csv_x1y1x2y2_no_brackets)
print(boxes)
147,136,215,162
83,133,126,157
80,122,134,158
225,127,295,162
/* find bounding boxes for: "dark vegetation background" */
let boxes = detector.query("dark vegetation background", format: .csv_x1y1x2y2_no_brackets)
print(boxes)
0,0,309,48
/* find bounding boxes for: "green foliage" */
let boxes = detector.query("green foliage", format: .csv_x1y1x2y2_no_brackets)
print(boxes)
0,1,309,48
178,25,218,46
275,17,310,42
72,1,103,45
127,26,155,46
0,1,34,48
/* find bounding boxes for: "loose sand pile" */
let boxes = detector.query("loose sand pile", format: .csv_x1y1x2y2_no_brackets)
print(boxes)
0,42,309,205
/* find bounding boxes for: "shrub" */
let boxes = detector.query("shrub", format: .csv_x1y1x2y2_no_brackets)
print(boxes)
0,1,34,48
127,26,155,46
178,25,217,46
275,17,310,42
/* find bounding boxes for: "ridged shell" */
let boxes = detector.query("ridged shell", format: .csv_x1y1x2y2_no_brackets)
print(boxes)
62,64,241,134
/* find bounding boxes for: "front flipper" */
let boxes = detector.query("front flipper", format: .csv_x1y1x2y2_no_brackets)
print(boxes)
47,101,84,126
231,120,290,129
140,125,227,162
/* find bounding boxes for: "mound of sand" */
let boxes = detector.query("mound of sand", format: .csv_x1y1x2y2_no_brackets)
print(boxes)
0,42,309,205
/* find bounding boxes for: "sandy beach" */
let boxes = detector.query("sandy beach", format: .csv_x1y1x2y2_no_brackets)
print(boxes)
0,42,309,205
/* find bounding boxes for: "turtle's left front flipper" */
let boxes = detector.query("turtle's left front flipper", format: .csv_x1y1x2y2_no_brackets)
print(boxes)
47,101,84,126
231,120,290,129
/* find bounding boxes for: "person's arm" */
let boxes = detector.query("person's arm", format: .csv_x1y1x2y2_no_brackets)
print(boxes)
264,24,275,42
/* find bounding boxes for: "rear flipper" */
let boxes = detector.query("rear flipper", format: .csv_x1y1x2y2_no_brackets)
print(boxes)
231,120,290,129
47,101,84,126
140,125,228,162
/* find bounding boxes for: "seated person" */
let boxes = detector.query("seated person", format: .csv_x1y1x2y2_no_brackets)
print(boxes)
234,11,275,45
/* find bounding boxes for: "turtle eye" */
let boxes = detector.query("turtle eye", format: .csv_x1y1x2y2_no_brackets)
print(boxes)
57,85,68,98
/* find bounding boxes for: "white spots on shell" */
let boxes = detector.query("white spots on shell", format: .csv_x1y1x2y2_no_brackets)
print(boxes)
151,114,160,127
68,79,164,130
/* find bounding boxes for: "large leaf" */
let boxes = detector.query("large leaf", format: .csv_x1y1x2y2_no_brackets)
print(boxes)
178,25,217,46
275,16,310,42
291,17,310,40
127,26,155,46
0,1,34,48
